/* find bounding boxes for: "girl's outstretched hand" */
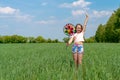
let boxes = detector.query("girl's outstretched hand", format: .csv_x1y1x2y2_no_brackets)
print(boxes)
66,43,70,46
86,13,89,18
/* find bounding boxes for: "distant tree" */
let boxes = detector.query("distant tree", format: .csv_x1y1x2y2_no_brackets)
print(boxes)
47,38,52,43
10,35,27,43
2,36,11,43
52,39,59,43
0,36,3,43
95,24,105,42
27,37,36,43
113,8,120,42
94,7,120,43
105,8,120,42
54,39,59,43
114,8,120,29
85,36,96,43
116,29,120,42
35,36,46,43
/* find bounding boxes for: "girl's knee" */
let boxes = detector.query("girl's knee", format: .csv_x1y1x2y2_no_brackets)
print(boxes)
73,57,77,61
78,60,82,64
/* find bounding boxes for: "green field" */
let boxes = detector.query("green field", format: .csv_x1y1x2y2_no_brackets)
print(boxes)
0,43,120,80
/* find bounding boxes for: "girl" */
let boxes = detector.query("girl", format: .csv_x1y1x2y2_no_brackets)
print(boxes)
67,14,88,69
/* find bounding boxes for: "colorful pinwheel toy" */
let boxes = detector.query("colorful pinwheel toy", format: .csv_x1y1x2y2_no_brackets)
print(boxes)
63,23,76,36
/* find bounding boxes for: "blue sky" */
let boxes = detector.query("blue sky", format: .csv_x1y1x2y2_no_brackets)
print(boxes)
0,0,120,41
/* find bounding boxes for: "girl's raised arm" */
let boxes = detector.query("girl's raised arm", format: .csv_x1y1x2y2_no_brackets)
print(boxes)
83,14,89,32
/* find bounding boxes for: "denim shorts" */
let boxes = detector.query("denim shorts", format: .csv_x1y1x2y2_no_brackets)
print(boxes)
72,44,84,54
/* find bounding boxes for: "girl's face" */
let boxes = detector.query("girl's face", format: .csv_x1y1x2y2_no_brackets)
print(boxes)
76,25,82,33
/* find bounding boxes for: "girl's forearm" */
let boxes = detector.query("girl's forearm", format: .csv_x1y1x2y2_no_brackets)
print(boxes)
68,38,73,44
83,14,89,32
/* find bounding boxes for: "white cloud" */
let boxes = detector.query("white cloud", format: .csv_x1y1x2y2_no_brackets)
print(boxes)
72,10,85,16
0,6,33,22
60,0,91,8
72,0,91,7
0,7,19,14
92,10,113,18
36,20,56,25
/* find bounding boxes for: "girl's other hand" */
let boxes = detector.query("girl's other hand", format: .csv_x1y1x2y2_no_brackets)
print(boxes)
73,36,76,41
66,43,69,46
86,13,89,18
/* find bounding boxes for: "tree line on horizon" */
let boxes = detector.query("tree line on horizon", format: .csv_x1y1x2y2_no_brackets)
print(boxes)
0,35,60,43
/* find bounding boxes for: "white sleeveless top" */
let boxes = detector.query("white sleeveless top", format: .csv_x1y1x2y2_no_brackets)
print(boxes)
71,32,84,42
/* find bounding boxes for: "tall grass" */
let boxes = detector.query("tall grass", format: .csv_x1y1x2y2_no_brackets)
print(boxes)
0,43,120,80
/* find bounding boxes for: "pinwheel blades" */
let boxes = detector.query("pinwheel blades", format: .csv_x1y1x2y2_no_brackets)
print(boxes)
63,23,75,36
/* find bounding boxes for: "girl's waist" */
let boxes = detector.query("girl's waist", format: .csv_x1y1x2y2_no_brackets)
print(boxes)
74,41,83,45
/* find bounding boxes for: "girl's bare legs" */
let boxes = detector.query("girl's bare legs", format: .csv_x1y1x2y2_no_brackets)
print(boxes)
78,53,83,65
73,53,78,69
73,53,83,69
